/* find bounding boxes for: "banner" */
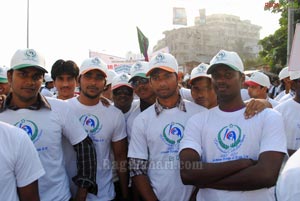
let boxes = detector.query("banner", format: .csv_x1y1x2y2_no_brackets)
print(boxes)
199,9,206,24
89,50,136,71
289,23,300,71
173,7,187,25
137,27,149,61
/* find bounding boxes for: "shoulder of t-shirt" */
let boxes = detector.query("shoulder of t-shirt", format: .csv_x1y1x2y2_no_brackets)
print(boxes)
184,99,207,112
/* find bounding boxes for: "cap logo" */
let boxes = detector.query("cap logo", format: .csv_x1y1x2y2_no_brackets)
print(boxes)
24,49,38,62
154,53,166,65
133,62,142,71
196,64,207,73
215,51,226,61
120,74,128,81
91,57,101,66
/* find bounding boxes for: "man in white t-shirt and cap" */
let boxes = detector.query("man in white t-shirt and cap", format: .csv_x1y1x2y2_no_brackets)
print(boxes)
128,52,207,201
126,61,156,141
274,71,300,156
189,63,218,109
275,66,294,102
0,48,98,201
179,49,287,201
245,71,279,108
66,57,129,201
0,66,10,95
112,73,138,121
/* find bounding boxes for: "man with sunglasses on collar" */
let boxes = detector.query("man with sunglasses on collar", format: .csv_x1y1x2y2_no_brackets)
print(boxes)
128,52,207,201
0,48,97,201
65,57,129,201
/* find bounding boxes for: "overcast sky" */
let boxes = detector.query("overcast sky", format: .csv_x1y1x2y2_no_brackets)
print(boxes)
0,0,281,71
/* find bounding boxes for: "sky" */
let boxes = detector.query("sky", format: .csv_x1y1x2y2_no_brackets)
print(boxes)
0,0,281,72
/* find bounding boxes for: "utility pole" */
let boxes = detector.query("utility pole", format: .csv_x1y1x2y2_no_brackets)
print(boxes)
27,0,29,48
287,0,296,64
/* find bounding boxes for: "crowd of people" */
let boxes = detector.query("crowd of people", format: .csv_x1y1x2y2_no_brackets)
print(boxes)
0,48,299,201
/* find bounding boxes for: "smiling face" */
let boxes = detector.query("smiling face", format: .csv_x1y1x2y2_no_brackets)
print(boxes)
7,67,44,106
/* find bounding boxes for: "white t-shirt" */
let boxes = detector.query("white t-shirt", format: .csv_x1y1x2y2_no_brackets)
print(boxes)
267,97,279,108
0,121,45,201
126,99,141,142
180,107,287,201
66,97,127,201
276,148,300,201
274,99,300,151
241,88,250,101
0,97,87,201
179,87,194,102
40,87,54,97
128,100,207,201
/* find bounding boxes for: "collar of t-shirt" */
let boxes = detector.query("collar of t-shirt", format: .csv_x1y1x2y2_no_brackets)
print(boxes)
154,95,186,116
2,93,51,111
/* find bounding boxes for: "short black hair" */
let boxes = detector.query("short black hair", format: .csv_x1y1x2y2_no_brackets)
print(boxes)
51,59,79,81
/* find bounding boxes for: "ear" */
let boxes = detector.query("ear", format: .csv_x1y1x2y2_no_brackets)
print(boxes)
7,70,13,84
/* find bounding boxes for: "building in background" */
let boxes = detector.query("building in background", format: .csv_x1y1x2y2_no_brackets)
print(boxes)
153,11,262,73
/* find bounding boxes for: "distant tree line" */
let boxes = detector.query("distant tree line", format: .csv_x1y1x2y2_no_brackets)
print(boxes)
259,0,300,74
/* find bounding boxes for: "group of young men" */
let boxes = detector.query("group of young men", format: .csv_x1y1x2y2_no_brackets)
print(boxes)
0,48,299,201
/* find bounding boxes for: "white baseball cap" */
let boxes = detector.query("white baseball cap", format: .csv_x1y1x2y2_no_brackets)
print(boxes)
10,48,48,73
278,67,289,80
189,63,210,84
111,73,132,90
0,66,9,83
244,71,271,88
129,61,149,82
289,70,300,80
80,57,108,77
147,52,178,76
106,69,118,85
207,50,244,74
44,74,53,82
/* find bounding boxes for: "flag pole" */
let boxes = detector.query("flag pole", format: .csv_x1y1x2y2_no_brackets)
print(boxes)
27,0,30,48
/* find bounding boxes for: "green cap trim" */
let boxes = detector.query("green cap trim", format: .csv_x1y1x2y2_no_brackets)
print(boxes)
207,63,241,74
0,77,8,83
128,73,148,82
12,64,48,73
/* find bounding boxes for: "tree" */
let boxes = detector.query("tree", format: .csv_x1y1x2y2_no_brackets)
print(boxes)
259,0,300,72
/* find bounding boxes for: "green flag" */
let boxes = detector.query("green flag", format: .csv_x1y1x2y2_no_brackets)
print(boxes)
137,27,149,61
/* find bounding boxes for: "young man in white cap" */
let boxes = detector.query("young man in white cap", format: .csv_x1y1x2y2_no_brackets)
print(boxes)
65,57,129,201
128,52,207,201
274,71,300,156
0,48,98,201
40,73,55,97
179,49,287,201
0,121,45,201
189,63,218,109
127,61,156,141
275,66,294,102
245,71,279,108
0,66,10,96
112,73,137,121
